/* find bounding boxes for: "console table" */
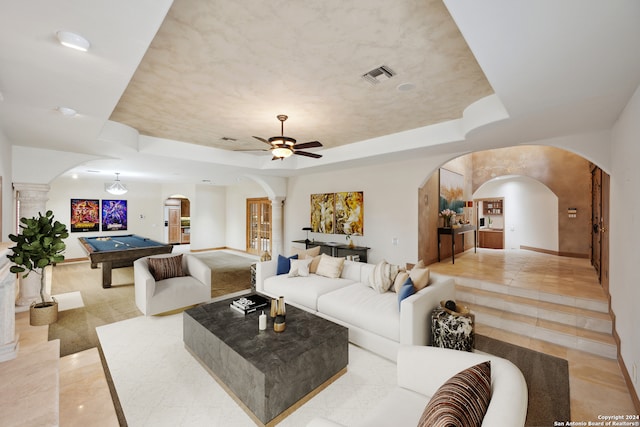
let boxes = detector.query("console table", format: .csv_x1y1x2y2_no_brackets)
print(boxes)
437,224,477,264
292,240,370,263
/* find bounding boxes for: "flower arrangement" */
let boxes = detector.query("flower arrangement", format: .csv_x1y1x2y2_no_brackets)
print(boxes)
439,209,456,227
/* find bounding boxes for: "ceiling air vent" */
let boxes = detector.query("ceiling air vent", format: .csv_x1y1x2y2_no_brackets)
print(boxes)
361,65,396,85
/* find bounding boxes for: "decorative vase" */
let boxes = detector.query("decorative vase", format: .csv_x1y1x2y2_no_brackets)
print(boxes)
30,298,58,326
274,296,286,332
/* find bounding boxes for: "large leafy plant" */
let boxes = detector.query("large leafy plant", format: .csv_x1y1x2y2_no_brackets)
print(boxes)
7,210,69,305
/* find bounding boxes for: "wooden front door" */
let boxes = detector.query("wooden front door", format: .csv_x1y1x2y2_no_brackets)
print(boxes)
246,198,271,256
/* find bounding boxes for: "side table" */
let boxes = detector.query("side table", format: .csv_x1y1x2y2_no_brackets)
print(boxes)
431,306,475,352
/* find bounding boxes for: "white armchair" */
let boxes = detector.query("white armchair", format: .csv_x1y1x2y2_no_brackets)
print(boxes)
134,253,211,316
308,345,528,427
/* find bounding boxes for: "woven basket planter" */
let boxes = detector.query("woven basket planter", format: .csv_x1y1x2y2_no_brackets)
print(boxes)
30,299,58,326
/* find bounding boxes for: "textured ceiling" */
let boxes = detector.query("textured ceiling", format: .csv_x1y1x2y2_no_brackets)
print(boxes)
110,0,493,153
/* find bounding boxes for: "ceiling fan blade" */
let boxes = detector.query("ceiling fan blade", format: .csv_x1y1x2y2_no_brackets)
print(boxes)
252,136,270,144
294,151,322,159
294,141,322,150
233,149,269,152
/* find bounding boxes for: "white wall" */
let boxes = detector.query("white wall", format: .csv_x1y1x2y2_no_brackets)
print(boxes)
610,84,640,398
225,179,268,251
0,128,11,241
474,176,558,251
284,155,452,265
48,178,165,260
191,184,226,249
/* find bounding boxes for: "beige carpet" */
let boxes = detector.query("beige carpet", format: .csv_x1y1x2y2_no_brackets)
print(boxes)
49,251,255,357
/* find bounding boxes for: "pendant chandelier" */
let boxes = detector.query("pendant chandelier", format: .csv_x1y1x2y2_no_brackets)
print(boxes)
105,173,128,195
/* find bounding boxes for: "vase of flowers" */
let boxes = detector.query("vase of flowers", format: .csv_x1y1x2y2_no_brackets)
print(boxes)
439,209,456,228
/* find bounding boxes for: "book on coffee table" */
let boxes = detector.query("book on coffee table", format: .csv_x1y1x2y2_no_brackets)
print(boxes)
230,294,269,314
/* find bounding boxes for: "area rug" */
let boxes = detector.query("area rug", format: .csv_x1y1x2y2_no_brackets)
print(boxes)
97,312,397,427
49,250,255,357
475,334,571,427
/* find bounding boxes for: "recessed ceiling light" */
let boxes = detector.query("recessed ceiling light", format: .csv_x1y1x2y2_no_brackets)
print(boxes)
56,31,90,52
396,82,416,92
56,106,77,117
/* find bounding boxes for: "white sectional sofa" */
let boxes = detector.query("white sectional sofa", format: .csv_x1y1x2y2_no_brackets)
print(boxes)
308,345,528,427
256,257,456,361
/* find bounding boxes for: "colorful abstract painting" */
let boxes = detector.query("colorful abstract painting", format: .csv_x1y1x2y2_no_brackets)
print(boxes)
310,193,334,233
439,168,465,214
101,199,128,231
70,199,100,232
335,191,364,235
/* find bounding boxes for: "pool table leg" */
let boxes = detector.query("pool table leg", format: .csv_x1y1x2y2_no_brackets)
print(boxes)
102,261,112,288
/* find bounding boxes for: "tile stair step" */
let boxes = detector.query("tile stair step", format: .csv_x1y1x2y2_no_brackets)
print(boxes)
456,284,612,334
457,299,617,359
447,274,609,313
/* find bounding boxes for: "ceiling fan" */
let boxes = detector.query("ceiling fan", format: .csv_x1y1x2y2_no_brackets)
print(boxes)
251,115,323,160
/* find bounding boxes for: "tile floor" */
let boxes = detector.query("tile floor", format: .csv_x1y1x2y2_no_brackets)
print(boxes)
8,248,640,426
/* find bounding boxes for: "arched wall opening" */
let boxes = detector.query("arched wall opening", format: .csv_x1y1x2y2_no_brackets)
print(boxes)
418,145,594,264
474,175,559,251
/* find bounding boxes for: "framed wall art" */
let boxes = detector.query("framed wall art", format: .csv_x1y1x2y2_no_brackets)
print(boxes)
439,168,465,214
101,199,128,231
334,191,364,235
310,193,334,233
70,198,100,232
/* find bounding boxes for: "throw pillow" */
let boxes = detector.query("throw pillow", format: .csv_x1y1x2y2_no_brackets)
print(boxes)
308,255,322,273
276,254,298,275
290,245,321,259
148,254,184,281
368,260,393,293
410,266,430,290
417,361,492,427
397,277,415,310
315,254,345,279
288,258,313,277
392,271,409,293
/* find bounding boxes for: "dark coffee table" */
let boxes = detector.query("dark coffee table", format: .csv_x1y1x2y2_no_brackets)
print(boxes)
183,295,348,426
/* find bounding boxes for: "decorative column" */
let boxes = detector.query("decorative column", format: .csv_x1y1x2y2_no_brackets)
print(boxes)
270,197,285,258
0,243,18,362
12,183,50,310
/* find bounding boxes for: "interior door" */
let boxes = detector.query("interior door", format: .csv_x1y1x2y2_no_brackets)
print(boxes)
591,167,602,278
246,198,272,255
168,206,181,244
600,171,610,292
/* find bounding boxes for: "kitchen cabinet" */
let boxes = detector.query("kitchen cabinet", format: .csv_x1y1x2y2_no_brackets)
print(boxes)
479,229,504,249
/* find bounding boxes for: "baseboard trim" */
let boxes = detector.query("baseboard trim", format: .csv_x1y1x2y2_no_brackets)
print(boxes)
519,246,589,259
614,328,640,414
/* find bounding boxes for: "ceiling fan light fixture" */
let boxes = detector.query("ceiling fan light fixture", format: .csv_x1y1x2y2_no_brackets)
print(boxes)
105,173,128,195
272,146,293,158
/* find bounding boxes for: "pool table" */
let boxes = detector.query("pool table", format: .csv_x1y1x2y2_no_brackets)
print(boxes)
78,235,173,288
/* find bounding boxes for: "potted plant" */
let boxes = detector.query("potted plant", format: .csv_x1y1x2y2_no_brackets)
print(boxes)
7,210,69,326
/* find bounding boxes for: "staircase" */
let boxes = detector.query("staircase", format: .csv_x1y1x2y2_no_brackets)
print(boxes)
449,275,617,359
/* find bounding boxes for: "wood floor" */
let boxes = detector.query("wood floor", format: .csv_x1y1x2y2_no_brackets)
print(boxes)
10,249,640,425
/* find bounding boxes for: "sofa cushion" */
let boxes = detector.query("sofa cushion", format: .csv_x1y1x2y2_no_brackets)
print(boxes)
393,271,409,293
277,254,298,275
316,254,345,279
263,274,355,311
318,282,400,342
417,361,492,427
410,266,430,290
147,254,184,281
290,245,321,259
288,258,312,277
397,277,415,310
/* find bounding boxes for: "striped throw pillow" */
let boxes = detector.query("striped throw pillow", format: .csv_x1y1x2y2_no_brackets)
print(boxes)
148,254,184,281
417,361,492,427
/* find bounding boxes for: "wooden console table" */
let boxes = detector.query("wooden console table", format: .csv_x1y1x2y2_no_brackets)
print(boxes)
292,240,370,263
437,224,477,264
